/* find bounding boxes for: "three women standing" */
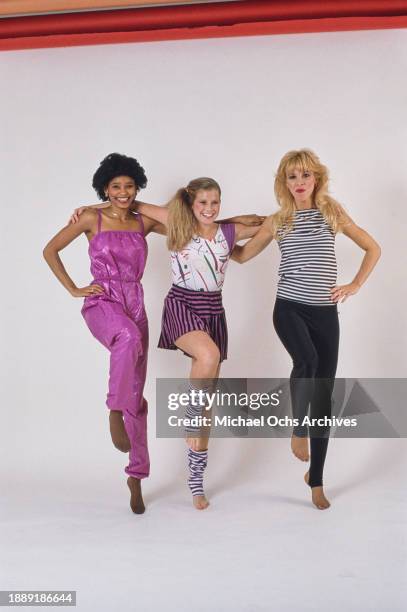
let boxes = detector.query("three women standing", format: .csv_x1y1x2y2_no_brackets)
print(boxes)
46,148,381,513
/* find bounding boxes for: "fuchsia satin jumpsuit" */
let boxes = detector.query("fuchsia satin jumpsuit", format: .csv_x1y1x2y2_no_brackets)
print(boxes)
81,209,149,479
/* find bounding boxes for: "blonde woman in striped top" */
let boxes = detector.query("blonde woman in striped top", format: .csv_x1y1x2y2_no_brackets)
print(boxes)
233,149,381,510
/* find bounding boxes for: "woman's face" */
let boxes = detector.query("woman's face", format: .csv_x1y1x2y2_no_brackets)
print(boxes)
286,167,316,205
191,188,220,225
105,175,138,209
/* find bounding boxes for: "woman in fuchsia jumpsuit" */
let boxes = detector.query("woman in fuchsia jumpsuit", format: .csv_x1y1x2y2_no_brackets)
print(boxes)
43,153,165,514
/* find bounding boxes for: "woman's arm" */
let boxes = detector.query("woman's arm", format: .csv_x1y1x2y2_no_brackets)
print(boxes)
70,201,109,223
230,215,275,263
233,223,263,242
141,214,167,237
70,199,169,236
135,200,169,226
43,209,104,297
218,214,266,226
331,213,381,303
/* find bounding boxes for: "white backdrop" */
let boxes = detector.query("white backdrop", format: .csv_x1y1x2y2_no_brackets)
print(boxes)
1,27,406,612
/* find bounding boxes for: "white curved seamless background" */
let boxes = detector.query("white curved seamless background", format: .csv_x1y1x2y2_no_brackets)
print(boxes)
2,26,406,468
1,27,406,474
1,28,406,612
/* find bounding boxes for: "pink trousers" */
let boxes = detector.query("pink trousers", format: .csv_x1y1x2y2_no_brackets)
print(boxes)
82,296,149,479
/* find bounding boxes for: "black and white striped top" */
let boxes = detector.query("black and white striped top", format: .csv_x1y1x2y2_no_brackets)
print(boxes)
276,209,337,306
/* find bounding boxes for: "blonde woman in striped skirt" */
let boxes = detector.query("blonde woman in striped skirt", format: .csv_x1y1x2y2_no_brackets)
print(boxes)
136,178,262,509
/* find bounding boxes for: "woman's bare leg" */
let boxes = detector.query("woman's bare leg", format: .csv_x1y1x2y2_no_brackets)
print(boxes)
175,331,220,510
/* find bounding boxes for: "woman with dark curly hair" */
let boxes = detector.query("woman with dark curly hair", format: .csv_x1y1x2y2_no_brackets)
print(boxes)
43,153,166,514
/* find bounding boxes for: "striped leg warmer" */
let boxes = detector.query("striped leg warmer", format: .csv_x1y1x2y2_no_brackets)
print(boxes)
185,384,209,436
187,448,208,497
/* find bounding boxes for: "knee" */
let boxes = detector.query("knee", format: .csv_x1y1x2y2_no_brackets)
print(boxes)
293,352,318,378
114,326,142,351
194,344,220,370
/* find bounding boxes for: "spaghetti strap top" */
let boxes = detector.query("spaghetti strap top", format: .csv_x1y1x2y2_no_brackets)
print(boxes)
96,207,144,235
97,208,102,233
86,210,147,287
137,213,145,236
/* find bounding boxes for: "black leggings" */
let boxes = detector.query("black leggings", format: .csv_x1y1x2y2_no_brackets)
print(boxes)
273,298,339,487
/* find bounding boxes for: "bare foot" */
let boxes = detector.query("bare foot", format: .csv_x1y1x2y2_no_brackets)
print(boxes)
192,494,209,510
291,435,310,461
109,410,131,452
304,471,331,510
127,477,145,514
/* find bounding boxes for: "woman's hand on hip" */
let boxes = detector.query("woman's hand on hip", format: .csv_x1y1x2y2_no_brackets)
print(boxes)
70,285,104,298
331,282,360,303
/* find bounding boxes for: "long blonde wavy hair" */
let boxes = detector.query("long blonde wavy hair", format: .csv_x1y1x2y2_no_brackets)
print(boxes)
272,149,347,239
167,177,221,251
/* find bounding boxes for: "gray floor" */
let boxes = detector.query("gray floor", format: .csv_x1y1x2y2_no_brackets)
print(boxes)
1,438,406,611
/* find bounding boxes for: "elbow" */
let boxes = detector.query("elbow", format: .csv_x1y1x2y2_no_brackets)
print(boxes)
231,253,245,264
239,252,251,264
364,240,381,261
371,242,381,261
43,243,53,263
231,243,252,264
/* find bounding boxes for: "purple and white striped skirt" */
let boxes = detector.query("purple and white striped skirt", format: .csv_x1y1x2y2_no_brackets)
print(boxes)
158,284,228,362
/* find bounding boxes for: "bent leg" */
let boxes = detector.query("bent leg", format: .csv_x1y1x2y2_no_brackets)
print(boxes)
176,330,220,448
273,300,318,462
175,331,220,510
82,300,149,480
176,330,221,382
273,300,318,436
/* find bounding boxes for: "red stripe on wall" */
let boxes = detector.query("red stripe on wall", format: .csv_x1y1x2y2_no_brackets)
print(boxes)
1,16,406,52
0,1,406,51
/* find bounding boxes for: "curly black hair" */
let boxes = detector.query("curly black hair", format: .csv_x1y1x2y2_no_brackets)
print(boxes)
92,153,148,200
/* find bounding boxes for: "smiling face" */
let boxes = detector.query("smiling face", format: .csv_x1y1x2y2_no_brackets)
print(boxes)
191,188,221,225
105,175,138,209
286,166,316,208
